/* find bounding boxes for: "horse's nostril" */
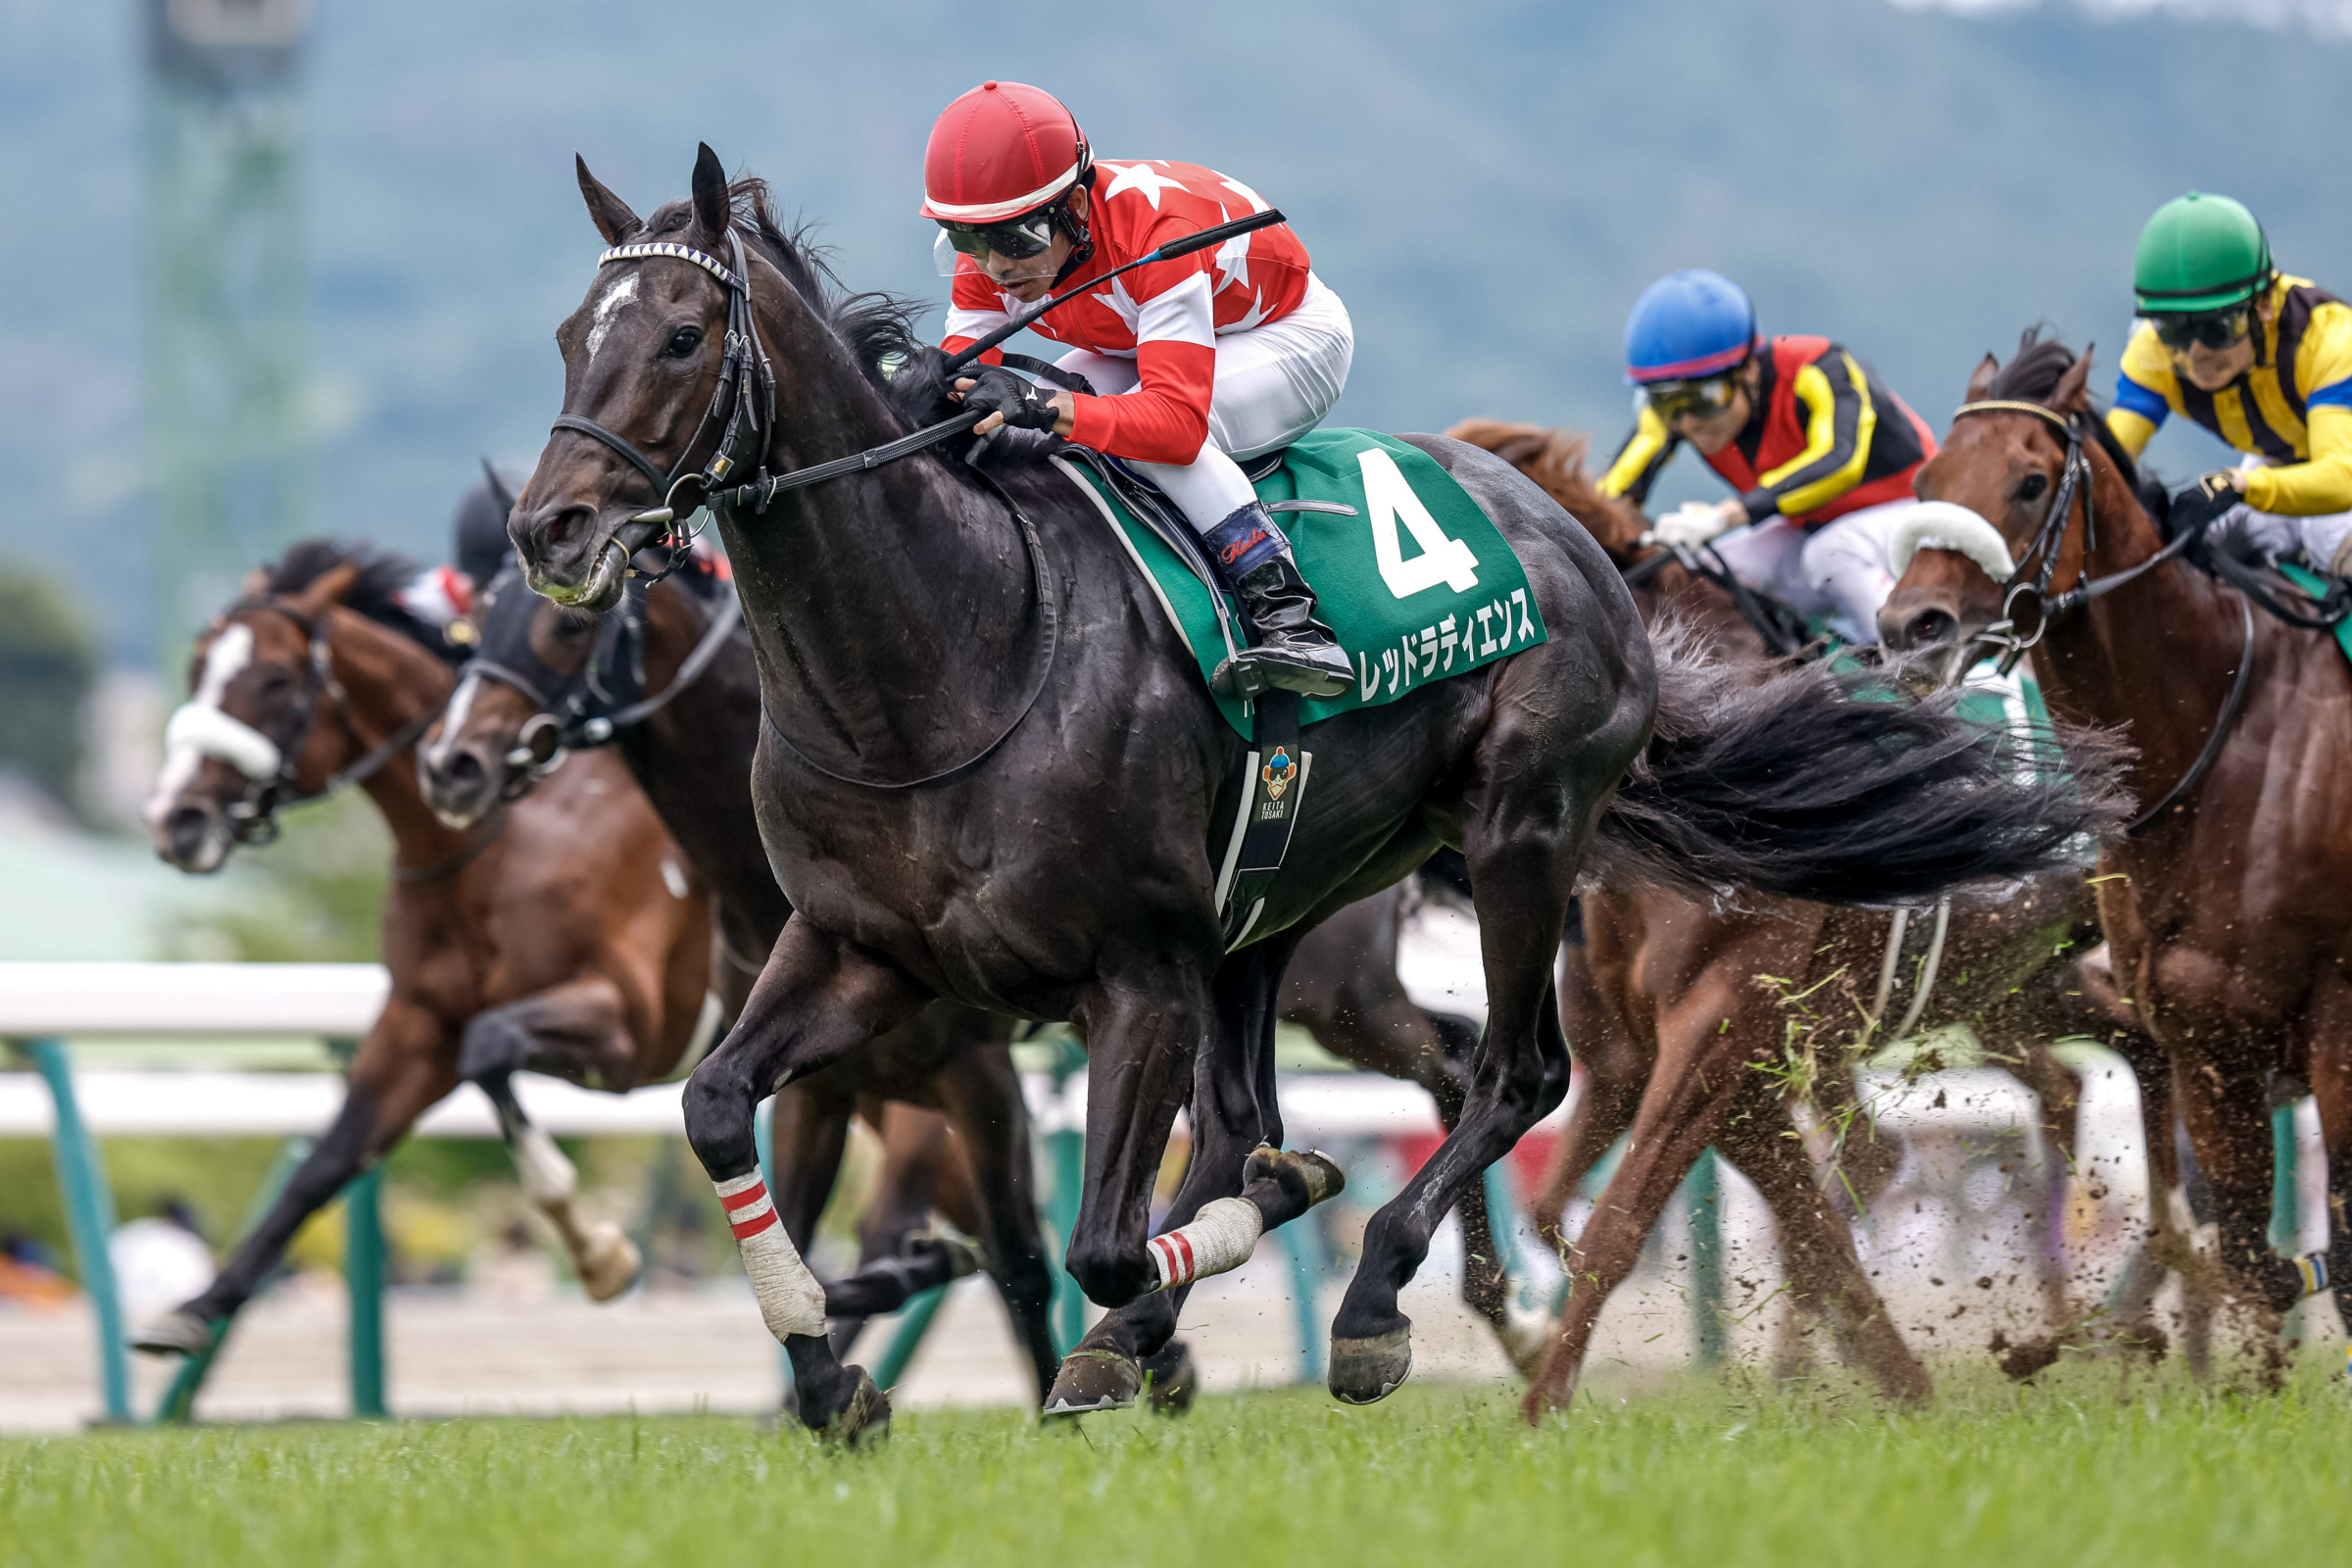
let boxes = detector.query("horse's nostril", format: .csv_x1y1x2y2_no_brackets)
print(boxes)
165,805,213,861
448,750,484,785
545,506,593,549
1906,609,1957,648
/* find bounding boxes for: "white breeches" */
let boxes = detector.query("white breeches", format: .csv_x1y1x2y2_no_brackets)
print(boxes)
1708,496,1919,646
1055,272,1353,534
2218,456,2352,573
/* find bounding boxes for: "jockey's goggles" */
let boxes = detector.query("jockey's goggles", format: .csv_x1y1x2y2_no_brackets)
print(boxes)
2152,305,2255,353
938,203,1063,264
1644,368,1745,426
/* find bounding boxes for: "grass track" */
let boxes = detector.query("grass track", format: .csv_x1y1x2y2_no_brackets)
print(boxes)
5,1367,2350,1567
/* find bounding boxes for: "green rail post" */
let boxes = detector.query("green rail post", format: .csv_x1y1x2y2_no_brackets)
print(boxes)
153,1134,315,1423
872,1285,949,1390
1275,1206,1328,1384
1036,1029,1090,1357
345,1163,387,1417
2270,1099,2301,1255
1684,1149,1726,1368
22,1038,130,1424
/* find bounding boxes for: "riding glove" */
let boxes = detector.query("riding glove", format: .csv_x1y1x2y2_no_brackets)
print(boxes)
960,368,1063,432
2167,470,2248,543
1652,500,1738,549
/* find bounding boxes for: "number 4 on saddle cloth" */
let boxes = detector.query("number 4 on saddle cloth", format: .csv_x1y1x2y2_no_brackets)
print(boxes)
1054,428,1546,948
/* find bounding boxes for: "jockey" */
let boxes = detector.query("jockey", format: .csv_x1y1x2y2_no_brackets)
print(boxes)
1597,270,1937,646
923,80,1355,698
2105,192,2352,580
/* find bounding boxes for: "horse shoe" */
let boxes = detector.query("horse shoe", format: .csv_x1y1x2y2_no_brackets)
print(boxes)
1041,1348,1144,1418
1328,1323,1413,1405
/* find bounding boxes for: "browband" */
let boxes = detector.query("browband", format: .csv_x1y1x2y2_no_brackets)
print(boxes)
597,242,739,290
1952,399,2073,432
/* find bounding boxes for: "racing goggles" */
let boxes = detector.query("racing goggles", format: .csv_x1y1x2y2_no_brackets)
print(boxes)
2152,305,2255,353
937,203,1063,264
1645,369,1744,426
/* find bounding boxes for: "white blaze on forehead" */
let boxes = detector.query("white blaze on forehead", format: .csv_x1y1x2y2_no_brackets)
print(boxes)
585,272,640,363
145,621,267,829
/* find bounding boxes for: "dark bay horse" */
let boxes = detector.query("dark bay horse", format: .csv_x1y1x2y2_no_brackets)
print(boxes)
421,554,1516,1399
134,543,712,1354
1449,420,2180,1409
1879,332,2352,1349
503,149,2120,1438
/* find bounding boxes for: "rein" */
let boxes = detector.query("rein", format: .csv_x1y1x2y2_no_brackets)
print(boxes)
1622,539,1813,658
1946,398,2251,836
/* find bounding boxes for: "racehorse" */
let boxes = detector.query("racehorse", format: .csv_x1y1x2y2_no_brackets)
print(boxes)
135,543,710,1353
1448,420,2184,1409
502,148,2120,1439
1878,331,2352,1354
421,553,1516,1396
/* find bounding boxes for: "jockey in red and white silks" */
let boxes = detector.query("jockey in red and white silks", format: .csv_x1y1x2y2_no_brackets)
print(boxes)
924,79,1355,698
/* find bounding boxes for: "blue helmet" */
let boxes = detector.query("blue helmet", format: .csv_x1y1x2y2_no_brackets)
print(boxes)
1623,270,1759,385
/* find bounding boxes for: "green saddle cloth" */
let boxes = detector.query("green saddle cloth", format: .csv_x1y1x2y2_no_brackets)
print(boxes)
1055,428,1547,737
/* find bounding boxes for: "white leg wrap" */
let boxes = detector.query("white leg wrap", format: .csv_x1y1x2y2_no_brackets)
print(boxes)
713,1171,825,1340
512,1122,578,1208
1148,1196,1263,1292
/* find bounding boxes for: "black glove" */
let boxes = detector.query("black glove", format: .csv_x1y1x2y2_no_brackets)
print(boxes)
960,367,1062,432
2167,470,2248,543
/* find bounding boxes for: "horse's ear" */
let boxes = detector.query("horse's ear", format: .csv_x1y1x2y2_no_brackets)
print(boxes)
577,155,641,245
286,561,364,620
2053,345,2095,416
692,143,730,239
1965,354,1998,404
239,566,270,598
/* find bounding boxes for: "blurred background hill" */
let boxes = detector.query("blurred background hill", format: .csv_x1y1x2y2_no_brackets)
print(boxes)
2,0,2341,668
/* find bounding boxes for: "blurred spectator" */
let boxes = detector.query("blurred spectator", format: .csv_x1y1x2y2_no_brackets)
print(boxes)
0,1233,77,1308
109,1199,216,1322
473,1219,556,1307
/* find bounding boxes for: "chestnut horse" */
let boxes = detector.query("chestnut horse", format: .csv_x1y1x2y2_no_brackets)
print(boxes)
504,151,2117,1438
1879,332,2348,1349
1446,421,2179,1414
135,543,711,1356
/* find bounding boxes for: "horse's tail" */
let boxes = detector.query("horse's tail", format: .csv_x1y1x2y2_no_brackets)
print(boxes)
1589,622,2129,906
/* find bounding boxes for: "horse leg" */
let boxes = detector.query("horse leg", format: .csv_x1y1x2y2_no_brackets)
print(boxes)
1531,936,1646,1253
680,916,931,1442
931,1049,1062,1406
2007,1039,2085,1335
1724,1102,1932,1402
2300,976,2352,1374
134,999,457,1353
821,1101,946,1357
1049,940,1304,1415
2172,1035,2304,1353
458,979,647,1300
1330,799,1585,1406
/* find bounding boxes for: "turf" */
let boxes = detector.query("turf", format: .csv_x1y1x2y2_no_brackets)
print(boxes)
4,1367,2349,1567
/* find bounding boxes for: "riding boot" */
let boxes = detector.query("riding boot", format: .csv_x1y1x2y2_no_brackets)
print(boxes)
1200,503,1354,700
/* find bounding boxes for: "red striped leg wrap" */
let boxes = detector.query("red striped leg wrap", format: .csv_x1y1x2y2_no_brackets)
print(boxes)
713,1171,824,1339
1147,1197,1263,1292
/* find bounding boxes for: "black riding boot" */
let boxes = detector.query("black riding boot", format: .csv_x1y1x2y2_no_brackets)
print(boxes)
1203,504,1354,700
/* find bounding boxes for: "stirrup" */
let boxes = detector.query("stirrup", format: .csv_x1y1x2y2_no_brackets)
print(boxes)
1212,645,1352,700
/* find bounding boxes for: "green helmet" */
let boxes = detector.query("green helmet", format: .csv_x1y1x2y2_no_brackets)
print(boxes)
2132,191,2273,315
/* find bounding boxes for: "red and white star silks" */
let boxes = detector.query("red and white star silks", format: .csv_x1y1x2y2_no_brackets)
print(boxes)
713,1171,826,1340
940,160,1311,466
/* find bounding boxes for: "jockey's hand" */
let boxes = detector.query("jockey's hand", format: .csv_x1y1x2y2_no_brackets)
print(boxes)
954,369,1074,437
2168,469,2248,543
1653,498,1745,549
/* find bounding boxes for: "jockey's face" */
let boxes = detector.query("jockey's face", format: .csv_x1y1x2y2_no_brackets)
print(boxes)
976,187,1089,303
1671,360,1759,456
2175,295,2269,393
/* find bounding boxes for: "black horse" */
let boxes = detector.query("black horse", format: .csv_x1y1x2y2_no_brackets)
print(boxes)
506,147,2121,1438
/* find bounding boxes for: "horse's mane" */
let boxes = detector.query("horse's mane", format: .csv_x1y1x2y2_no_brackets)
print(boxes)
1442,418,1648,558
1984,327,2170,522
636,177,1056,485
264,540,465,663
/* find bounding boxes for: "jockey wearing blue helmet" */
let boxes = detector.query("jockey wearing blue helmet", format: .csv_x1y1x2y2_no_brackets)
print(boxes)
1600,270,1936,645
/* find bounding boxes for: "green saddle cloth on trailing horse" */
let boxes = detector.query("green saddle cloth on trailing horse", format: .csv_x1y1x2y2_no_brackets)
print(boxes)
1054,428,1548,739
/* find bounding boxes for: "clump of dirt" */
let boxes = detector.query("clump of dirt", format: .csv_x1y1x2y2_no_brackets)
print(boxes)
1987,1329,2062,1382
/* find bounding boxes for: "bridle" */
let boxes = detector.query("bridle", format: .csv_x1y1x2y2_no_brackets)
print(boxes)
545,225,1061,791
1622,538,1816,659
208,599,449,845
1943,398,2252,835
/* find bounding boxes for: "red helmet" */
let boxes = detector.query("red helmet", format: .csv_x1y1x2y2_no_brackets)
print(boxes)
918,80,1090,223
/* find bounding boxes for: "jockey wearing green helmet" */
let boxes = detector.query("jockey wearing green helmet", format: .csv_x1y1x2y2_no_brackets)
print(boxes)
2109,192,2352,576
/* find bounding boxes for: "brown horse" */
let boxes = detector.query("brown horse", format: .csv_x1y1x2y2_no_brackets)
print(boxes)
1445,421,2179,1415
134,543,712,1354
1878,332,2348,1350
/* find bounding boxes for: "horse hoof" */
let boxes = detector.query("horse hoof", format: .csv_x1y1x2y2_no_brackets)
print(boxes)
1245,1146,1347,1208
579,1229,643,1302
818,1368,891,1446
1497,1292,1555,1378
1329,1325,1413,1405
1041,1348,1140,1418
1142,1341,1199,1416
130,1309,215,1357
909,1231,985,1281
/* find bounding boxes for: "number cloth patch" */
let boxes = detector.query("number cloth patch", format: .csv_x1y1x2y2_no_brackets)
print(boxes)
1059,429,1547,737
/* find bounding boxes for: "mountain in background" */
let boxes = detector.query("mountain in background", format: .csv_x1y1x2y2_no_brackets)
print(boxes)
3,0,2337,663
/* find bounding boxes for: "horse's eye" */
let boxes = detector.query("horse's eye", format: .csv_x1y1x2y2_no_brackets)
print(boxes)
2018,472,2050,503
664,326,703,358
